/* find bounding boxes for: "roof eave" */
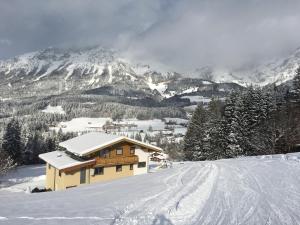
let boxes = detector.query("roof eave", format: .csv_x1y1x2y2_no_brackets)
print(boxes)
80,136,162,156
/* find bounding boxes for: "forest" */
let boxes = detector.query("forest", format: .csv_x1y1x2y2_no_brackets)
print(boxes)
183,68,300,160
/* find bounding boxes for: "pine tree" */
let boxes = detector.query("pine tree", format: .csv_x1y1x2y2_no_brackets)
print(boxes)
206,98,225,159
183,104,209,160
208,119,227,159
134,133,142,141
285,67,300,150
45,135,56,153
2,119,22,164
223,92,243,157
24,133,43,164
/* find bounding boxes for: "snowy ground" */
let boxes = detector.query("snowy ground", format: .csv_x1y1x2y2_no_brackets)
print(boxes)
50,117,188,138
1,154,300,225
41,105,66,114
181,95,212,104
0,165,45,193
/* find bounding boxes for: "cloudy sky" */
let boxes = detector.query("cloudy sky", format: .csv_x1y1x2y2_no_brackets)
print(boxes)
1,0,300,71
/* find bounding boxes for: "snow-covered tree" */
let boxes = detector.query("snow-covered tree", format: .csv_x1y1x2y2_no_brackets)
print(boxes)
2,119,22,164
24,133,43,164
183,104,210,160
223,92,243,157
134,133,142,141
0,150,15,175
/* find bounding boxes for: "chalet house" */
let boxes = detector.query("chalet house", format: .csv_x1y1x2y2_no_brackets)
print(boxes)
39,132,162,191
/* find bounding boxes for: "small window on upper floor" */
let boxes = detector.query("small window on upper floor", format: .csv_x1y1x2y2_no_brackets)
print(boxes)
99,149,110,158
48,164,51,170
116,147,123,155
130,146,135,155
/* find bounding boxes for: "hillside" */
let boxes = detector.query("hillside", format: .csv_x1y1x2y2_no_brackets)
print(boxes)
0,153,300,225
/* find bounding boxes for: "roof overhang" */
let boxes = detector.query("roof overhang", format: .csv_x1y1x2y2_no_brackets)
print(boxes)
61,136,162,157
39,151,95,171
80,136,162,156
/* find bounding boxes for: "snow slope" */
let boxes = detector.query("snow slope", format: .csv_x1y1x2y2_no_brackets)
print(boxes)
1,153,300,225
0,165,45,193
42,105,66,114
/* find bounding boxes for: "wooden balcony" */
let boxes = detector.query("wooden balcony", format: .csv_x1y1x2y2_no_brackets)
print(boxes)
95,155,139,166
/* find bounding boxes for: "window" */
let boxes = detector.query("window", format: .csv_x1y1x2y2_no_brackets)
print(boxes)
48,164,51,170
130,164,133,170
59,171,61,177
94,167,104,175
116,147,123,155
100,149,109,158
130,146,135,155
138,162,146,168
116,165,122,172
80,168,86,184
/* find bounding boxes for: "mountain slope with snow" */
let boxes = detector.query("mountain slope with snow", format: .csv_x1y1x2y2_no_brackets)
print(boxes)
1,153,300,225
1,45,299,101
193,48,300,86
0,46,243,100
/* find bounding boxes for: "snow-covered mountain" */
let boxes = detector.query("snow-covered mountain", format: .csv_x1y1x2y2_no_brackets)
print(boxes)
1,45,298,100
0,46,241,99
193,48,300,86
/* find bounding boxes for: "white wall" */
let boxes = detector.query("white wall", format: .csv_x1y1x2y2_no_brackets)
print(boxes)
134,148,149,175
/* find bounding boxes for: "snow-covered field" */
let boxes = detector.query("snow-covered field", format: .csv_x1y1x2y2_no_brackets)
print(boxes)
0,165,45,193
42,105,66,114
1,153,300,225
52,117,112,133
51,117,188,137
181,95,212,103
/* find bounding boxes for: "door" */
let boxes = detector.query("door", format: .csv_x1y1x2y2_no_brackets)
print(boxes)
80,168,86,184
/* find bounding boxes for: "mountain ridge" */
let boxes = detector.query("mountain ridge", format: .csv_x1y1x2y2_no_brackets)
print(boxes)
0,46,241,100
0,45,298,100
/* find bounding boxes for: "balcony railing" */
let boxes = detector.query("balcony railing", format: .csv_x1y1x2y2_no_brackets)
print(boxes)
95,155,139,166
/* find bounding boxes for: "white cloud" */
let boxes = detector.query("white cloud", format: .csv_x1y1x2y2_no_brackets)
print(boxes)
0,0,300,73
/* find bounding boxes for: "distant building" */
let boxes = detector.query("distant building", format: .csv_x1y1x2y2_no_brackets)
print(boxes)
150,152,168,162
39,132,162,191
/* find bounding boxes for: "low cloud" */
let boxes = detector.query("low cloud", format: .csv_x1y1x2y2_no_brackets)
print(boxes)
0,39,12,46
1,0,300,72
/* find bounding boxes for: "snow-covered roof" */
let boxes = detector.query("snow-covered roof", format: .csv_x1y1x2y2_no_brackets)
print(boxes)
39,151,94,170
59,132,162,156
151,153,168,160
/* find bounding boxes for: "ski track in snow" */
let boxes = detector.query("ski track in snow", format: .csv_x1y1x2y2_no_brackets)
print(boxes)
4,216,113,221
114,163,219,225
1,156,300,225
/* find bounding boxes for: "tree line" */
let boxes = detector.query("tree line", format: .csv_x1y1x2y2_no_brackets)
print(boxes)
183,68,300,161
0,119,75,174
